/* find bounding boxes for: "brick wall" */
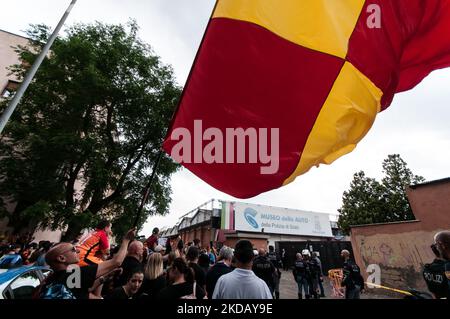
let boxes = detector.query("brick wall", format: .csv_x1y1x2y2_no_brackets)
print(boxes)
224,237,268,250
350,180,450,295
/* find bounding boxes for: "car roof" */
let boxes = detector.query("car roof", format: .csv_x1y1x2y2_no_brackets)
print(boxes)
0,265,49,284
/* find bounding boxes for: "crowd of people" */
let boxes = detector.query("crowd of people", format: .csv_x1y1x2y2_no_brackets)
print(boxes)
1,222,448,300
0,222,285,299
292,249,326,299
0,233,53,268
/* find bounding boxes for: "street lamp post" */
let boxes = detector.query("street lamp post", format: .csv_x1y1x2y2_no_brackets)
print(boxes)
0,0,78,134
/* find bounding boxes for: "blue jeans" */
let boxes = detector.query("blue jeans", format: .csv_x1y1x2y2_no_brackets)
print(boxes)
296,276,309,297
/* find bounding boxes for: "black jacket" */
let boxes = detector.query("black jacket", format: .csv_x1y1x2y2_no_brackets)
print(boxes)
115,256,143,288
205,262,232,299
189,262,206,289
308,258,321,279
342,259,364,289
423,259,449,299
252,256,276,289
268,252,282,277
293,259,310,280
138,274,167,299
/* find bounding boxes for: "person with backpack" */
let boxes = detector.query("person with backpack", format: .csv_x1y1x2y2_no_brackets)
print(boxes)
157,257,206,299
341,249,365,299
38,228,136,299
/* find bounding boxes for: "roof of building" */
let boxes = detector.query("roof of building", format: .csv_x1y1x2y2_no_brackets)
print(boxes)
0,29,30,41
409,177,450,189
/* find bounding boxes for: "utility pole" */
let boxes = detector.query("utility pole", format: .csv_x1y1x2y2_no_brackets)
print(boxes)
0,0,77,134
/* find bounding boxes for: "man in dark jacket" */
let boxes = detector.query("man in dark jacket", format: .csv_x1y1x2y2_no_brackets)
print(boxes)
423,231,450,299
186,246,207,291
341,250,365,299
252,248,276,294
205,246,233,299
311,252,325,297
293,253,310,299
307,252,321,299
267,245,281,299
115,240,144,287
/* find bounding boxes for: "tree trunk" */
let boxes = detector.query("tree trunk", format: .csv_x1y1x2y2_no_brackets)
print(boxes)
8,200,34,235
61,218,85,242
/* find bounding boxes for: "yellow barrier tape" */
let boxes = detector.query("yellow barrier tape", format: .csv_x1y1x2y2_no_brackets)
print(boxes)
365,282,413,296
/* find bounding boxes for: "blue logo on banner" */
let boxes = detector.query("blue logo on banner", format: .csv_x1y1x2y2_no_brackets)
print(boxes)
244,208,259,229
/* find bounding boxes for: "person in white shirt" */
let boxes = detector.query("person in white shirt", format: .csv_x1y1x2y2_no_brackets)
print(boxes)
212,240,272,299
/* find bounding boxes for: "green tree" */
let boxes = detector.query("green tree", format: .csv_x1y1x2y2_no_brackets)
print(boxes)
0,21,181,239
337,154,425,234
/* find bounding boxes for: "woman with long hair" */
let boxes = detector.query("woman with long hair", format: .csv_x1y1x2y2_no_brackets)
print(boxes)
138,252,167,299
176,237,185,258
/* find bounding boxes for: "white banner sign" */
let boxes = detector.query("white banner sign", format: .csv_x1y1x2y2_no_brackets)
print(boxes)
233,202,333,237
158,237,167,247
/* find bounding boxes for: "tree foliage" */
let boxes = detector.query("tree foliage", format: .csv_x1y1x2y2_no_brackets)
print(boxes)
0,21,181,239
337,154,425,234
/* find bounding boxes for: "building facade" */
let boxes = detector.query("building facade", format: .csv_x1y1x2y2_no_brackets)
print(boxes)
0,30,29,237
0,30,65,242
160,199,345,252
0,30,28,99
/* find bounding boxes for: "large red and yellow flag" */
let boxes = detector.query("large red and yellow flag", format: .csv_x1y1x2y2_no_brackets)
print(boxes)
163,0,450,198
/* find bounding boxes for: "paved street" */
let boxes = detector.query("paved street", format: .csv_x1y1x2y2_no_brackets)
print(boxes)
278,270,397,299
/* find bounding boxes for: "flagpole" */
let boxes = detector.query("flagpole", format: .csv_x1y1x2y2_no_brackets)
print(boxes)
133,0,220,229
0,0,77,134
133,151,163,227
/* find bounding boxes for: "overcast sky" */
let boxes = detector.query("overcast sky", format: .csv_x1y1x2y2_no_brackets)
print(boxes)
2,0,449,237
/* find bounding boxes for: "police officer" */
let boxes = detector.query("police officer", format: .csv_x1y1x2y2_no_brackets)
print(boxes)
267,245,281,299
282,248,289,271
252,248,276,294
293,252,311,299
312,252,326,297
307,251,321,299
341,250,365,299
423,231,450,299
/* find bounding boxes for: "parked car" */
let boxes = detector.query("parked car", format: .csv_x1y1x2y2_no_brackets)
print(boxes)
0,265,51,299
0,254,23,268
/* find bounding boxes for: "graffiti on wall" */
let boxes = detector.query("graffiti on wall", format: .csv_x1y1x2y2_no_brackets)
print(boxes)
356,230,442,272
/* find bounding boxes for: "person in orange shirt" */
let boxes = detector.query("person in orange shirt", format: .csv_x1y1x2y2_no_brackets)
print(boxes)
77,220,112,267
